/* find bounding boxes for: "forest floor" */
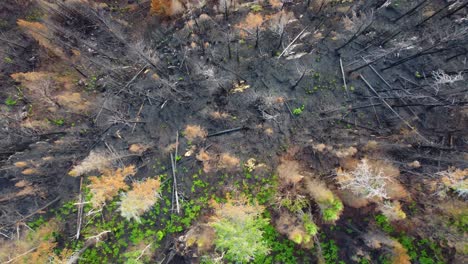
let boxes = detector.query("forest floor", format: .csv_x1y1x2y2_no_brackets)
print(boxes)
0,0,467,263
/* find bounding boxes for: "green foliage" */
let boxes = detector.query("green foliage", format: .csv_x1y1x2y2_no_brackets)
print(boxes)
123,249,145,264
375,214,394,233
280,196,309,213
4,56,13,64
191,178,208,192
449,212,468,232
250,4,263,12
293,105,305,116
4,96,17,106
208,197,272,262
255,221,297,264
85,75,98,91
211,211,270,262
321,198,343,222
321,239,340,263
25,9,43,21
51,118,65,126
28,216,46,230
303,214,318,236
0,19,8,29
397,235,445,264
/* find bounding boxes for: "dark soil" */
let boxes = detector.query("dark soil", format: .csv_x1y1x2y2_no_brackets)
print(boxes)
1,0,466,263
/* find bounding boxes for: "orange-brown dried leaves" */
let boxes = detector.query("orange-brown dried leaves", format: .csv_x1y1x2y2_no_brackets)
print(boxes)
88,165,136,208
150,0,185,17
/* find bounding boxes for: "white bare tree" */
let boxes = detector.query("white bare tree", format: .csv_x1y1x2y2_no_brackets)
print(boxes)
337,159,390,200
431,69,464,94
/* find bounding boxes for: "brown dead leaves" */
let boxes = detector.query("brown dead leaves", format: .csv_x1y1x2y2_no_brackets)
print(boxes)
150,0,185,17
184,125,207,141
196,149,240,173
88,165,136,208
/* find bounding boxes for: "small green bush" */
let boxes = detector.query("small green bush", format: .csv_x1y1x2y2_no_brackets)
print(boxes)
210,200,270,262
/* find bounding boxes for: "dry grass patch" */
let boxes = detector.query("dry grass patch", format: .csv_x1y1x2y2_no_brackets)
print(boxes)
196,149,215,173
14,161,28,168
210,111,230,119
277,160,304,185
17,19,65,58
184,125,207,141
69,151,112,177
55,91,90,112
218,153,240,170
129,144,149,154
21,168,39,175
334,146,357,158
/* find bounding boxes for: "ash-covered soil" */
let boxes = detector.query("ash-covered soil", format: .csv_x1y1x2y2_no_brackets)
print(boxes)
0,0,467,263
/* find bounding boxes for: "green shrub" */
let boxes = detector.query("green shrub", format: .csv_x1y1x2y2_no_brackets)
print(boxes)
303,215,318,236
321,198,344,222
210,199,270,262
5,97,17,106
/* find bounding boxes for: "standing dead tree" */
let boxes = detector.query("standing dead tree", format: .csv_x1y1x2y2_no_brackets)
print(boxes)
336,10,374,52
360,75,430,143
382,24,468,71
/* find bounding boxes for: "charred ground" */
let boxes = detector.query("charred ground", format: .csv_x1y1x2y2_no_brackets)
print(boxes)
0,0,467,263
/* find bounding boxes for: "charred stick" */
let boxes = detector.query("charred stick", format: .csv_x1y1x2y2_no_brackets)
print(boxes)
339,57,349,96
349,55,386,73
278,26,309,59
290,70,306,90
362,57,419,119
393,0,429,23
381,48,445,71
0,196,61,231
4,247,38,264
0,37,27,49
416,1,453,27
170,152,180,214
117,64,148,95
360,75,430,143
284,101,295,118
380,30,402,47
76,177,84,240
445,49,468,62
336,19,374,52
255,26,259,49
224,1,229,21
333,118,380,133
276,30,284,50
207,127,245,137
131,102,145,134
441,1,468,19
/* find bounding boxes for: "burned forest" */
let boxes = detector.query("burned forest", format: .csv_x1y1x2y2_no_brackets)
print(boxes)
0,0,467,263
